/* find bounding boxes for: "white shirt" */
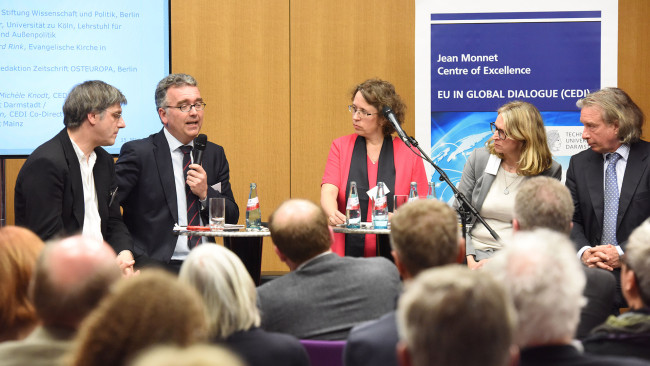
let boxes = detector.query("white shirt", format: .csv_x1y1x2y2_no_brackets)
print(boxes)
69,136,103,242
164,128,205,260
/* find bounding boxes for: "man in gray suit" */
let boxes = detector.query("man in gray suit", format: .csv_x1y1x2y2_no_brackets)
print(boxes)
257,199,401,340
0,236,122,366
344,199,463,366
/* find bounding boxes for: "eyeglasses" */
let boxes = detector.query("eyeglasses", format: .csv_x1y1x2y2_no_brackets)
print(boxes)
165,102,207,113
348,105,379,118
490,122,508,140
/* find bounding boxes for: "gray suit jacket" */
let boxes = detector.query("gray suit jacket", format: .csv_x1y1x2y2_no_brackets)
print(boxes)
0,326,74,366
257,253,401,340
456,147,562,256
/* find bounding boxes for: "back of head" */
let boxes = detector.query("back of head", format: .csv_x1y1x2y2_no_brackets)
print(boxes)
514,176,574,234
63,80,127,129
155,73,198,109
577,87,644,144
397,266,515,366
484,229,586,347
70,269,208,366
0,226,44,341
179,245,260,339
352,78,406,136
130,344,245,366
625,220,650,306
269,199,331,264
31,235,121,329
390,199,459,277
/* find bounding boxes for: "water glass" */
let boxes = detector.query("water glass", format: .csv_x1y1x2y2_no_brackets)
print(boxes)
209,198,225,231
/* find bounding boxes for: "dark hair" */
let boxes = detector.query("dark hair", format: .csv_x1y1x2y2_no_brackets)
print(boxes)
63,80,126,129
351,78,406,136
155,73,198,109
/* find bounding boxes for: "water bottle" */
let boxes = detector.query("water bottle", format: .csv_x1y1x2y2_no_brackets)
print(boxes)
246,183,262,231
346,181,361,228
373,182,388,229
408,182,418,202
427,181,436,199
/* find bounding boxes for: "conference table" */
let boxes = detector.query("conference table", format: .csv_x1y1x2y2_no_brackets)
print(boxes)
174,223,394,285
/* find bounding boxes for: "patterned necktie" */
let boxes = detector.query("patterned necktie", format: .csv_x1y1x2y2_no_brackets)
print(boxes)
602,152,621,245
180,145,201,248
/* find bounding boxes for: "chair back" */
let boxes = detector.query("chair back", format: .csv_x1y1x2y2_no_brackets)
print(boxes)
300,339,346,366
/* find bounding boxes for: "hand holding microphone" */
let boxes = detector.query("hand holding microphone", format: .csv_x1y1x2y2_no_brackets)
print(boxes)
188,134,208,200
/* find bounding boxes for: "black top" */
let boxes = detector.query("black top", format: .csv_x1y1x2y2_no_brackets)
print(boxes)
218,327,310,366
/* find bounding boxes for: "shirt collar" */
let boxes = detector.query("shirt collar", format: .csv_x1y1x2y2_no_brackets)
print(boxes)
163,127,194,153
602,143,630,162
69,135,96,165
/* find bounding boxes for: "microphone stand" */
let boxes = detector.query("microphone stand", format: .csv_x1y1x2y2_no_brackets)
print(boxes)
396,132,501,244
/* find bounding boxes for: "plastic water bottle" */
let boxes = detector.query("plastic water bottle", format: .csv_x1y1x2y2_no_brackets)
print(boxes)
427,181,436,199
246,183,262,231
373,182,388,229
346,181,361,228
408,182,418,202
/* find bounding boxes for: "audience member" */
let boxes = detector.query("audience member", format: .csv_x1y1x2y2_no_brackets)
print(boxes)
514,176,617,338
345,199,462,366
0,226,44,342
485,229,649,366
566,87,650,308
180,244,310,366
258,199,401,340
14,80,135,274
67,269,207,366
396,266,516,366
0,235,121,366
130,344,244,366
583,220,650,360
116,73,238,272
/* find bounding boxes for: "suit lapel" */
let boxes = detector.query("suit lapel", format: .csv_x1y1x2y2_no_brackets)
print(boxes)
153,130,179,223
58,130,84,229
585,150,605,230
618,142,649,227
93,149,110,234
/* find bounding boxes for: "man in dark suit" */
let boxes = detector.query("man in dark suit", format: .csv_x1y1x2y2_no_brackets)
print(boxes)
257,199,401,340
344,199,463,366
115,74,238,271
15,80,135,272
566,87,650,307
0,235,122,366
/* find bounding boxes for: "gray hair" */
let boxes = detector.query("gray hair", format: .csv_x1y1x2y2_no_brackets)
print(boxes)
485,229,586,347
397,266,515,366
514,176,574,234
154,73,198,109
63,80,127,129
625,219,650,305
179,245,260,339
577,87,644,144
390,199,459,276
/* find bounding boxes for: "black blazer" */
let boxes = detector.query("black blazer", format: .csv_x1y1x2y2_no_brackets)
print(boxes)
15,128,133,254
566,140,650,250
115,129,239,265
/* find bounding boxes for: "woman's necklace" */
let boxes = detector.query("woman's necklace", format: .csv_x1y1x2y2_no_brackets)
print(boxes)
503,169,521,195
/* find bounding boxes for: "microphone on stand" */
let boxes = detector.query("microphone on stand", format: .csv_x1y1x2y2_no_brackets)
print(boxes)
193,134,207,165
382,106,410,147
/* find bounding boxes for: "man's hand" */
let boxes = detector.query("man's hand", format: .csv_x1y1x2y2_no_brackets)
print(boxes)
116,250,139,277
187,163,208,200
582,245,620,271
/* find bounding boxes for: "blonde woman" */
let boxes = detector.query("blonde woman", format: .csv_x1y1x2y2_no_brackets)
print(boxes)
455,101,561,268
180,245,309,366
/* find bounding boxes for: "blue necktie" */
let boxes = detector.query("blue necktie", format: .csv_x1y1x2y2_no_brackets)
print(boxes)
180,145,201,248
602,152,621,245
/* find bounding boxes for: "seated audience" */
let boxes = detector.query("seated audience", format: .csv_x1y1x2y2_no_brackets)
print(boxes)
0,235,121,366
0,226,44,342
396,265,516,366
66,269,207,366
180,244,310,366
345,199,462,366
583,220,650,360
513,176,617,338
485,229,650,366
258,199,401,340
130,345,244,366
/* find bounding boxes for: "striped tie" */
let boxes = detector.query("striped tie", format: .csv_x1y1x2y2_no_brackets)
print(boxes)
180,145,201,248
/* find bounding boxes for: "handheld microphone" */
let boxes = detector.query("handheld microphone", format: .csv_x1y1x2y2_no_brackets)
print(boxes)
193,134,207,165
382,106,410,147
